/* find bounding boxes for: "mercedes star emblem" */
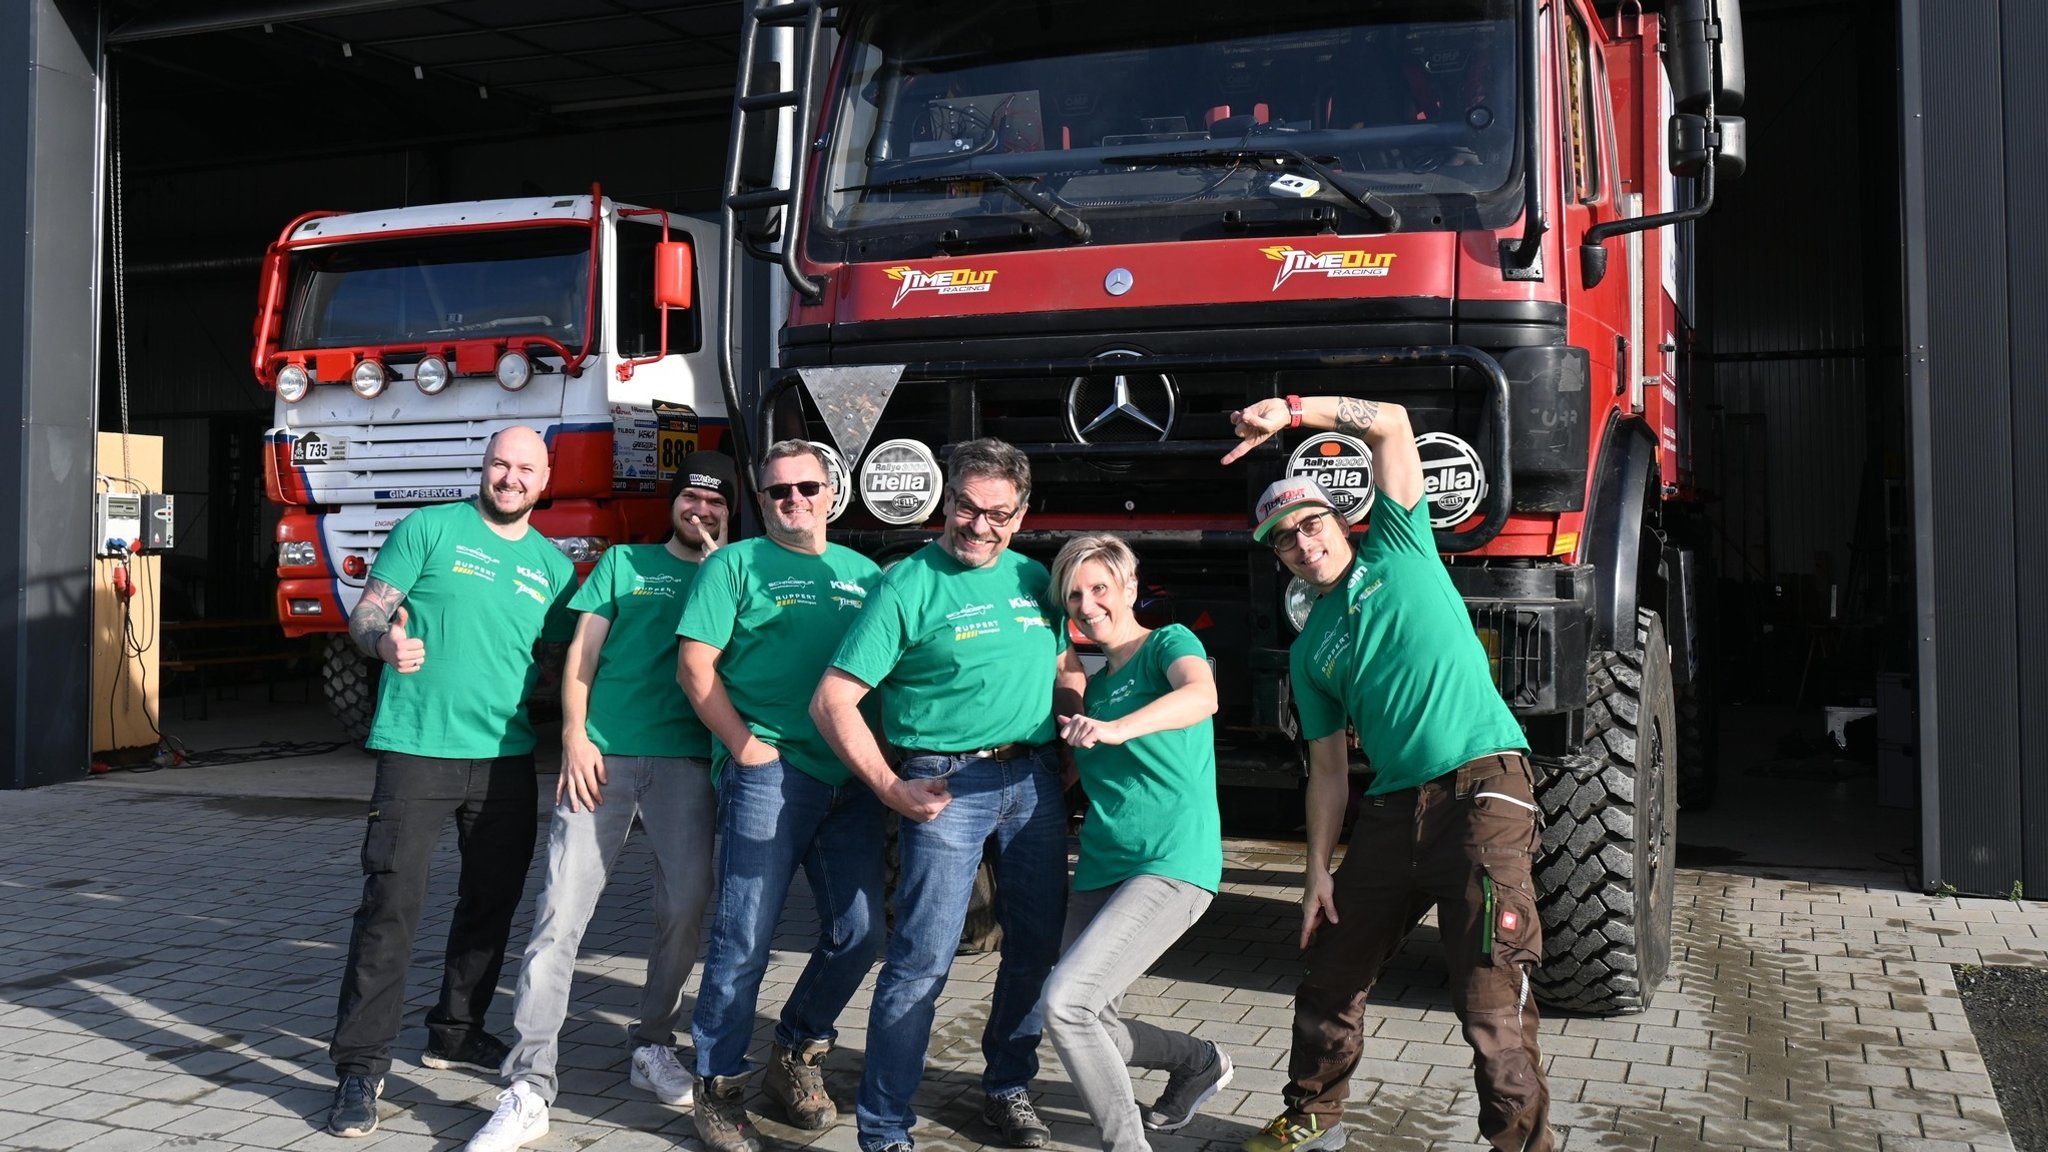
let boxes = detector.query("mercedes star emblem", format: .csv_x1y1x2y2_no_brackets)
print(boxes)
1104,268,1134,296
1066,356,1178,443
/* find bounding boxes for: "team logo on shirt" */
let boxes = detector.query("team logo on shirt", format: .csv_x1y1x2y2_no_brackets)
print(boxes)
513,580,548,605
633,572,682,598
452,544,499,582
1312,628,1351,679
1007,595,1051,630
1104,680,1136,706
831,579,869,610
516,564,553,589
770,577,818,607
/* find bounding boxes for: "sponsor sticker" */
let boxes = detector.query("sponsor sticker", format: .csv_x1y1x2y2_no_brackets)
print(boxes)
811,441,853,523
376,487,467,501
291,432,347,465
1286,433,1375,524
1261,246,1396,290
858,438,943,526
883,265,998,308
1415,431,1488,529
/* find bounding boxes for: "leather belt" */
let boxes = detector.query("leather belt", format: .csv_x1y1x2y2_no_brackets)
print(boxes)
900,741,1037,762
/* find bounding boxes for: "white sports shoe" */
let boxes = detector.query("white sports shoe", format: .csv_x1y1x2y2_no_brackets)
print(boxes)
466,1080,548,1152
630,1043,695,1106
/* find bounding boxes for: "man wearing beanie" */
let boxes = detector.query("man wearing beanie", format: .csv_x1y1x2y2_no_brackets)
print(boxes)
1224,398,1550,1152
462,449,737,1152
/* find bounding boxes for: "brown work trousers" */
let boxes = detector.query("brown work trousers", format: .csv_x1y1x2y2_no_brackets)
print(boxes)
1284,752,1552,1152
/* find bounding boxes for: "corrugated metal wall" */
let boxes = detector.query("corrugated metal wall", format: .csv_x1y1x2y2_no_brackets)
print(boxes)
1900,0,2039,895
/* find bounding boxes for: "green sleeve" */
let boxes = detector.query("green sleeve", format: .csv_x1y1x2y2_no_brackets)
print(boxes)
1290,633,1346,742
365,508,433,596
1364,486,1434,560
541,550,579,643
831,576,909,689
568,547,621,619
1152,623,1206,670
676,548,741,649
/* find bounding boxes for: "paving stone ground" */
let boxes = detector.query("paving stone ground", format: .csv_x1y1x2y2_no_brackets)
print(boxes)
1,773,2044,1152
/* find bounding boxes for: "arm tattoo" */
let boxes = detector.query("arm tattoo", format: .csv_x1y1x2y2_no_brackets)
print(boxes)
348,577,404,657
1334,397,1382,437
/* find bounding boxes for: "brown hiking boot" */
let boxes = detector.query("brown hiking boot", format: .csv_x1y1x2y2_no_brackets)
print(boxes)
692,1073,761,1152
763,1039,836,1129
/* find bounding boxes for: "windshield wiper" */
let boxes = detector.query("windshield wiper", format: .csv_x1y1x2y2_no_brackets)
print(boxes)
840,170,1092,242
1105,146,1402,231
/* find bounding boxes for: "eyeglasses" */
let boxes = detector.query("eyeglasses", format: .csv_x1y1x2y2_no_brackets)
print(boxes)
763,480,827,501
951,498,1019,527
1269,511,1333,554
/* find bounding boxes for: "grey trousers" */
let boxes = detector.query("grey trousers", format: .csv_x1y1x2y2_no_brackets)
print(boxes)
504,755,715,1102
1041,874,1215,1152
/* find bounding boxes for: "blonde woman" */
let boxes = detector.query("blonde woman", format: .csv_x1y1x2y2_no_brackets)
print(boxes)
1041,535,1232,1152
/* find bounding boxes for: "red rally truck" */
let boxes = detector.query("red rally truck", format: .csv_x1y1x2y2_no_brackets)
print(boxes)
710,0,1745,1011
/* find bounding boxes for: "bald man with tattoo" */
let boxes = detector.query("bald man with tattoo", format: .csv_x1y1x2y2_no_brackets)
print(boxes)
326,426,578,1139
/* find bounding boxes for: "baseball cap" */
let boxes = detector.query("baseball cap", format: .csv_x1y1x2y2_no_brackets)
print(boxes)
1251,478,1337,542
671,450,739,502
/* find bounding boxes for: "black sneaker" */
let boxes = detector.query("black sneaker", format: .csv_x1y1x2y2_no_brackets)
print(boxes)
421,1032,511,1074
326,1074,382,1138
983,1091,1051,1149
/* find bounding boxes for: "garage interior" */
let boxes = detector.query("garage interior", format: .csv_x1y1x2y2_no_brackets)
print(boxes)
60,1,1918,878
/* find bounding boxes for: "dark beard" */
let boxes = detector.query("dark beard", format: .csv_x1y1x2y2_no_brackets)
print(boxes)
478,490,536,525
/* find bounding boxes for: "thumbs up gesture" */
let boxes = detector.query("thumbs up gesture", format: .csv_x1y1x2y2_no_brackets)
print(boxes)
379,605,427,674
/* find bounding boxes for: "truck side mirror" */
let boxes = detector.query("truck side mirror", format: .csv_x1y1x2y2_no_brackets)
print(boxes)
1666,0,1746,114
655,240,695,310
1668,113,1747,180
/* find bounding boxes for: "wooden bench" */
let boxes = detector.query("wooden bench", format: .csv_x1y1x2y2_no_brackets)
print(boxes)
161,619,316,720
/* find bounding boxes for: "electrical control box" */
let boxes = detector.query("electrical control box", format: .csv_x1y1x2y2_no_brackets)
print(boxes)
142,494,176,552
98,493,142,556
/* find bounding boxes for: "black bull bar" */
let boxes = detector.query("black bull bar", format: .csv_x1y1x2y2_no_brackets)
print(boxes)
757,344,1512,553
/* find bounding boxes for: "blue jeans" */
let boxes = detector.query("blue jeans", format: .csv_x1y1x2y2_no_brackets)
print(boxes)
690,756,885,1081
856,746,1069,1152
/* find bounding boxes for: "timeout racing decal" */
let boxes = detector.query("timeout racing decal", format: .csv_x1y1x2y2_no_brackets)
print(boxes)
1261,246,1397,291
884,265,999,308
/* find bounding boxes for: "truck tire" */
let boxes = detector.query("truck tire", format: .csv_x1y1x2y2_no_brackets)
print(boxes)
1531,608,1676,1014
321,635,380,744
883,815,1003,954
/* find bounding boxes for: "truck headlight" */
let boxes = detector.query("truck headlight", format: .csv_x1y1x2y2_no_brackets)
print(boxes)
278,540,317,568
1284,576,1314,633
550,535,609,564
276,363,310,403
414,355,450,395
496,350,532,391
351,359,388,398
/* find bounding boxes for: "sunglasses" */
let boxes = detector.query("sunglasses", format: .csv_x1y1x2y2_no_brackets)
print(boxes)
763,480,827,501
1269,510,1334,554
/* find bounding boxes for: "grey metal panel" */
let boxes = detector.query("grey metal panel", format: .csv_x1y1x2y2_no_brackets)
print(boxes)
1904,0,2023,894
2002,0,2048,898
0,0,101,790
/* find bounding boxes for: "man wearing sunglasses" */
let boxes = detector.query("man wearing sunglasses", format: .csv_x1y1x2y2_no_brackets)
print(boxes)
813,438,1085,1152
1224,397,1552,1152
675,440,887,1152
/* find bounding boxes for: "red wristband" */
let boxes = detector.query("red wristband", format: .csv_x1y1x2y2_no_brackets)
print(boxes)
1286,394,1304,429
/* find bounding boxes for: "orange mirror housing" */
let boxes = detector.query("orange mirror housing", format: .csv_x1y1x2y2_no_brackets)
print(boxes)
655,240,695,310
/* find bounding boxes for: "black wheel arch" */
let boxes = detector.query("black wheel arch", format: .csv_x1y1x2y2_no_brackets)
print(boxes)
1582,413,1659,655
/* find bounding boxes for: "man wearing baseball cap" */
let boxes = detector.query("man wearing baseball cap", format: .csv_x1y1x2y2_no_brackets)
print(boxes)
463,450,737,1152
1225,397,1551,1152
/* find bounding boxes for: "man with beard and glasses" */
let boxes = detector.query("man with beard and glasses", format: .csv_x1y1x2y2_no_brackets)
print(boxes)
326,426,579,1139
1222,396,1550,1152
813,437,1083,1152
464,450,738,1152
677,441,886,1152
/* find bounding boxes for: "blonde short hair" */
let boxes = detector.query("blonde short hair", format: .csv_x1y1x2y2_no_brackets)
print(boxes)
1049,534,1139,604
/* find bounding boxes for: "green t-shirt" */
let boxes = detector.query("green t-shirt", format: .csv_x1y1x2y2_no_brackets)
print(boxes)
832,543,1067,752
1291,489,1529,795
366,500,577,758
567,543,710,759
1071,624,1223,893
676,538,882,785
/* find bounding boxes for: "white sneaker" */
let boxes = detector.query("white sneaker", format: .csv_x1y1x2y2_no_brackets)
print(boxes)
630,1043,695,1106
466,1081,548,1152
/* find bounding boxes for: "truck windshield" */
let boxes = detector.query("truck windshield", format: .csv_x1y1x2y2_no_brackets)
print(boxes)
284,226,592,351
819,0,1520,252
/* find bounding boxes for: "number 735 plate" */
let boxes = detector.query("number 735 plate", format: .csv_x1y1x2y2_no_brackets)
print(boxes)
290,433,348,464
